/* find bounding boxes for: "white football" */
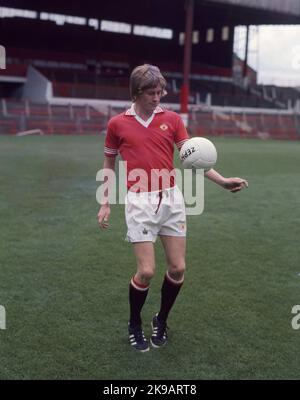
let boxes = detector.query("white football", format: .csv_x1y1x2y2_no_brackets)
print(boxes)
179,137,217,170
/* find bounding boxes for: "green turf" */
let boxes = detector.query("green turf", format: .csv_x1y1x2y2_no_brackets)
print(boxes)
0,134,300,379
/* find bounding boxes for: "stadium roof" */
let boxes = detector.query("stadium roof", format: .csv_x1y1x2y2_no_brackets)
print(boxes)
0,0,300,27
207,0,300,17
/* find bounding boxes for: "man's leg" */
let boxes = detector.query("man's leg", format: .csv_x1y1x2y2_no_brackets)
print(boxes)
150,235,186,348
128,241,155,352
129,241,155,326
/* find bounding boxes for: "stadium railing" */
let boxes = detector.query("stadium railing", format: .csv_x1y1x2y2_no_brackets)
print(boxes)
0,100,299,139
189,108,299,140
0,99,108,135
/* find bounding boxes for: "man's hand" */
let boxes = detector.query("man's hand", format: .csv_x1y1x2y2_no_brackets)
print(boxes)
204,169,248,193
223,177,249,193
98,204,110,229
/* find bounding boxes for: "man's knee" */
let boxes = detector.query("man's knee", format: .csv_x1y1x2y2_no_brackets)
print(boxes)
136,263,155,284
167,259,186,281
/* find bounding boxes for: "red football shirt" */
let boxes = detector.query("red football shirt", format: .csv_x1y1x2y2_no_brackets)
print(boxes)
104,105,189,192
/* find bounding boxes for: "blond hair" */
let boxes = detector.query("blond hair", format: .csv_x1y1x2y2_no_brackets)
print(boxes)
130,64,167,101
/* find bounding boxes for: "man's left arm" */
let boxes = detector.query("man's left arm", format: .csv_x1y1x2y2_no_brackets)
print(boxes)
204,168,248,193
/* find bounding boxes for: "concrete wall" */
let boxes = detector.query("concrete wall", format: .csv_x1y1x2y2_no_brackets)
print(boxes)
22,65,52,103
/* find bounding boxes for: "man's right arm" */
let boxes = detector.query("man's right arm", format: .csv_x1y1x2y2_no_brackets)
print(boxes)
97,155,116,229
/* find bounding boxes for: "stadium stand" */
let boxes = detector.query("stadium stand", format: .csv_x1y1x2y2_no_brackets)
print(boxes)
1,49,300,138
4,60,285,109
0,1,300,139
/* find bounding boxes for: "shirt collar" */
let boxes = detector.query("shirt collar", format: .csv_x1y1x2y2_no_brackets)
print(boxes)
125,103,164,116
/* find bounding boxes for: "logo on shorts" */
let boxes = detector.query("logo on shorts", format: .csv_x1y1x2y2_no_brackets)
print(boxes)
160,124,168,131
142,228,148,235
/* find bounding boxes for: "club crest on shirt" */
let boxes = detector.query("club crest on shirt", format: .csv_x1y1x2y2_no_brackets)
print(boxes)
160,124,168,131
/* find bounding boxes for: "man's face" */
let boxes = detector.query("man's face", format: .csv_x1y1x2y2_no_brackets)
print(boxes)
136,84,163,113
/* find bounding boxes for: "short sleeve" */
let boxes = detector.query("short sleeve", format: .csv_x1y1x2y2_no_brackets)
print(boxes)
174,114,190,150
104,119,119,157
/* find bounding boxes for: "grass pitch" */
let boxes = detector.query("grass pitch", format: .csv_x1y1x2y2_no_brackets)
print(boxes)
0,134,299,379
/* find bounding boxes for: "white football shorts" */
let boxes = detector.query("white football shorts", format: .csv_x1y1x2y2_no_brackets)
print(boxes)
125,185,186,243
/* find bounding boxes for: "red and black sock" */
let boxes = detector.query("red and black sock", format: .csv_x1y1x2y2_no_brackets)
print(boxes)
157,272,184,323
129,276,150,328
